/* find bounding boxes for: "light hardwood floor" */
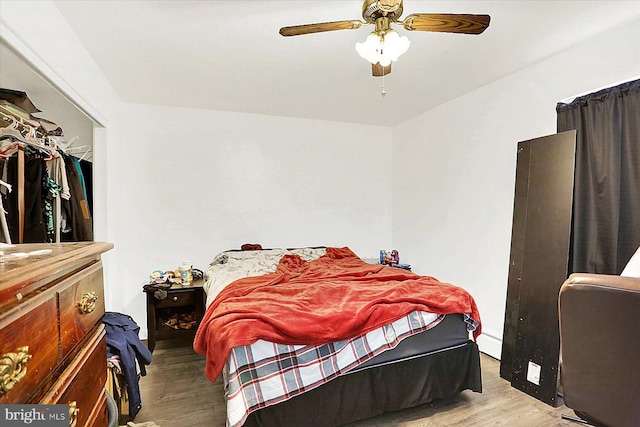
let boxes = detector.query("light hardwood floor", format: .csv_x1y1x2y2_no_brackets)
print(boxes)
131,341,578,427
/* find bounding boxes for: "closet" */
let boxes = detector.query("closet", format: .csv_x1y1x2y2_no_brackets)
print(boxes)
0,43,95,245
0,89,93,244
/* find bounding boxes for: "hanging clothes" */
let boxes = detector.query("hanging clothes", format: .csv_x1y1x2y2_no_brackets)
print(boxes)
1,89,93,244
46,155,71,243
42,173,61,243
79,158,93,217
3,150,48,243
0,161,11,244
61,153,93,241
1,149,92,243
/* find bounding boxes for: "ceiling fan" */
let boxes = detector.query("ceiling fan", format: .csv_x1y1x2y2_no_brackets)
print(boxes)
279,0,490,77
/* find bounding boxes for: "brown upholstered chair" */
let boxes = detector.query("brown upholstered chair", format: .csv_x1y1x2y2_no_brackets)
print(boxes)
558,273,640,427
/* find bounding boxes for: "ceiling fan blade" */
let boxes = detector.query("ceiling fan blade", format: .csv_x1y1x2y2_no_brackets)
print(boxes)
279,20,364,37
402,13,490,35
372,62,391,77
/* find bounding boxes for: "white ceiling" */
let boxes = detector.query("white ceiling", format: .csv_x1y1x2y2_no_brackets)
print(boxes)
52,0,640,126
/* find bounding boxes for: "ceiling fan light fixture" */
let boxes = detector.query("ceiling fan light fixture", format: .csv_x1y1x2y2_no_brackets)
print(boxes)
355,32,383,64
382,29,410,60
355,29,410,66
281,0,490,77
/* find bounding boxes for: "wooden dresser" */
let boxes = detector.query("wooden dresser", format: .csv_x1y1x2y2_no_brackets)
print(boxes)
0,242,113,427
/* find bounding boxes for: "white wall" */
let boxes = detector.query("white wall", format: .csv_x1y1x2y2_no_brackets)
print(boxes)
109,104,393,335
391,19,640,358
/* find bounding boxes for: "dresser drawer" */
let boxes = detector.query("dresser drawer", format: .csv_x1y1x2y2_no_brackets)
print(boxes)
58,262,106,358
0,291,59,404
41,326,107,427
155,289,195,308
87,390,109,427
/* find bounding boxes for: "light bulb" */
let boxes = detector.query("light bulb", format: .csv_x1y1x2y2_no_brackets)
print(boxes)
356,30,410,66
355,33,383,64
381,30,410,62
378,56,392,67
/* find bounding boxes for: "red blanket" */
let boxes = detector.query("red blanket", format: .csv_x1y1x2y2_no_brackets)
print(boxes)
194,247,481,381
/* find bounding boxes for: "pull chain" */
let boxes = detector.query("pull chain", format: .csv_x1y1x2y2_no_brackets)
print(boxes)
381,70,387,97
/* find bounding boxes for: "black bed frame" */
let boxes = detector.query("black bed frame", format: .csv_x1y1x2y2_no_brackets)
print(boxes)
243,340,482,427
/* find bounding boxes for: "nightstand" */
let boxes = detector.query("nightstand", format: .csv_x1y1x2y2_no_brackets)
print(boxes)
144,278,204,352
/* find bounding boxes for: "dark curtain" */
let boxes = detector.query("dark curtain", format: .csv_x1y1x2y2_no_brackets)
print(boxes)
557,79,640,274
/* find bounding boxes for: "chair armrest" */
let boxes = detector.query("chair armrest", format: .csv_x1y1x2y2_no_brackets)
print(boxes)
562,272,640,293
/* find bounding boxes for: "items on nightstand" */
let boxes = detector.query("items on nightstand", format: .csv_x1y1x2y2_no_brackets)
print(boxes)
192,268,203,280
144,264,203,290
178,261,193,285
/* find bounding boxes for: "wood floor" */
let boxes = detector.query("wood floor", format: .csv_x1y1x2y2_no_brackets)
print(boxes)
131,340,578,427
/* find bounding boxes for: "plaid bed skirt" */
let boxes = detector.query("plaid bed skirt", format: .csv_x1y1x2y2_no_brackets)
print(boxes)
223,311,454,427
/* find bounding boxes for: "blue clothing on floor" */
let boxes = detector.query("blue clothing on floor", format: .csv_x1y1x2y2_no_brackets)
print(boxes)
103,312,152,419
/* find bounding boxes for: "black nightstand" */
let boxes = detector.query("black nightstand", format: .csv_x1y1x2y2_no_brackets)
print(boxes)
144,279,205,352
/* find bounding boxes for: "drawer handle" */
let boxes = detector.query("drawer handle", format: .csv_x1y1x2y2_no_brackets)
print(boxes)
173,296,178,302
69,401,79,427
0,346,32,396
78,292,98,314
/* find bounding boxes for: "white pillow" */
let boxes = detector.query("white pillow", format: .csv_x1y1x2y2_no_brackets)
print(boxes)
621,246,640,277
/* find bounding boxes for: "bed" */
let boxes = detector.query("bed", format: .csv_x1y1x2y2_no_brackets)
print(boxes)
194,246,482,427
